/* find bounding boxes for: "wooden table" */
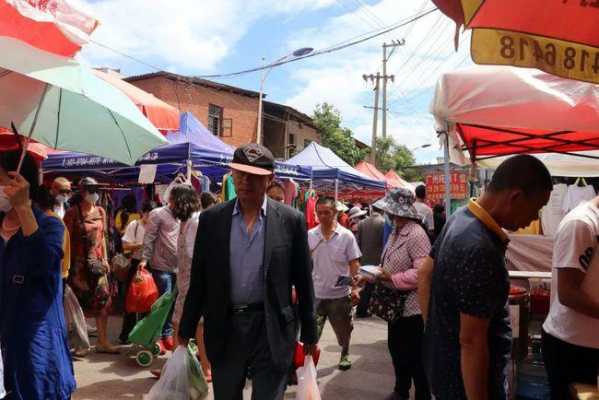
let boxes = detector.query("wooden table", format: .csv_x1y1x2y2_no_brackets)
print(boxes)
571,383,599,399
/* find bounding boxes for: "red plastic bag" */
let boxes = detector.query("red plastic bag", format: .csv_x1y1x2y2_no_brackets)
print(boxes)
294,342,320,369
126,267,159,313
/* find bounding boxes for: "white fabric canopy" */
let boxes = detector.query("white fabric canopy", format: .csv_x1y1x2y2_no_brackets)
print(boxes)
430,65,599,175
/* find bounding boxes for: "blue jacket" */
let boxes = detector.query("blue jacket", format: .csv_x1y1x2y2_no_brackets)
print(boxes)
0,208,76,400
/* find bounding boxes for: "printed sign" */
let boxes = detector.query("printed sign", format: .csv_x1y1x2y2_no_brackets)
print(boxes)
425,172,468,204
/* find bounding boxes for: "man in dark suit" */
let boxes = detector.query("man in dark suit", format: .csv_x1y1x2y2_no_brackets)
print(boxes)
179,143,318,400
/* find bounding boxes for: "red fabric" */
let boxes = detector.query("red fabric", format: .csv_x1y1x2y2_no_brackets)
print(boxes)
0,128,48,160
457,123,599,158
305,195,318,230
338,213,349,228
354,161,387,181
126,268,159,313
0,0,98,57
468,0,599,48
432,0,464,25
94,70,180,131
294,342,321,369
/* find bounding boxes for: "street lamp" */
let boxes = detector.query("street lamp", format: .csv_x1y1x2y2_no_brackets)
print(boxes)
410,144,432,151
256,47,314,145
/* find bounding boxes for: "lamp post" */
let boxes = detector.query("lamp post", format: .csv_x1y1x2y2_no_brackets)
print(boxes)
410,143,432,151
256,47,314,145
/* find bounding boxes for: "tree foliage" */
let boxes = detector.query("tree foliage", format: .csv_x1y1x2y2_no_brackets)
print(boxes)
312,103,368,166
374,136,420,181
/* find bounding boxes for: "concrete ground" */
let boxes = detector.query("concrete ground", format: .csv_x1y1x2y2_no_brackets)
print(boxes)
72,315,402,400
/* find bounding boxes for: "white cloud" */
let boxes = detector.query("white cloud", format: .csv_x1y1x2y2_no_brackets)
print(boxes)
72,0,336,73
284,0,473,163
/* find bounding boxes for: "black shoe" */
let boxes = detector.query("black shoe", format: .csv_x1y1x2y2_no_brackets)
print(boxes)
385,393,409,400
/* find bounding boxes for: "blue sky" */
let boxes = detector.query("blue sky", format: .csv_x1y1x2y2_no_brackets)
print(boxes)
75,0,472,164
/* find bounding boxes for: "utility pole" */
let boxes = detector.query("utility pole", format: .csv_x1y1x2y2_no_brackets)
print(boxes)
382,39,405,139
363,73,381,164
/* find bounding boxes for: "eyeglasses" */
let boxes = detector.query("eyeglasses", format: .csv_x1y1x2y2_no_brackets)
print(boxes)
85,187,99,194
58,189,72,195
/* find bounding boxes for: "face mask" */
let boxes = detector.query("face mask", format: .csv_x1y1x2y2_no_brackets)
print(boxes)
0,187,12,213
85,192,99,204
56,194,70,205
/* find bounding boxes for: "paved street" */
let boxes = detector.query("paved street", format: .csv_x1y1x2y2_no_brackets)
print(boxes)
72,316,399,400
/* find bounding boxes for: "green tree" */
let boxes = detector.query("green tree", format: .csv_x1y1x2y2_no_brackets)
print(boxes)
312,103,368,165
374,136,420,181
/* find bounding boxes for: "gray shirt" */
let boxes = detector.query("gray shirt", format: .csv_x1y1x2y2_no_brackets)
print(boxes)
142,206,180,272
415,201,434,231
356,212,385,266
229,198,267,305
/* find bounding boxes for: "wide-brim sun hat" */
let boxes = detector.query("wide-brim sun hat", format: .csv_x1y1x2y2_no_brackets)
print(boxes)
348,206,367,220
373,187,421,221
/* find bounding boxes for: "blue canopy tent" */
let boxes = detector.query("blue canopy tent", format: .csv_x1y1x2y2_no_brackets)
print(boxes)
43,112,310,183
286,142,385,200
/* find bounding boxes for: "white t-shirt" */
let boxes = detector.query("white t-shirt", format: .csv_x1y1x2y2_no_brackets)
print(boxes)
540,183,567,237
562,184,596,214
308,224,362,299
543,201,599,349
414,201,434,231
122,219,146,260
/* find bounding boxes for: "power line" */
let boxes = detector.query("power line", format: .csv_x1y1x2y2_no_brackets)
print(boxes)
194,7,439,79
351,0,386,28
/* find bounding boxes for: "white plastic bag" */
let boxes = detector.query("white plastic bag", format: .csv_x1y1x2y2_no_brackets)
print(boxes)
296,355,321,400
0,345,5,399
64,284,90,350
144,347,190,400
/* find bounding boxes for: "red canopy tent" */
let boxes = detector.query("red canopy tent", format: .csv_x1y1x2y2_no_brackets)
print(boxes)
384,169,414,191
433,0,599,83
94,70,180,132
355,160,388,182
0,0,98,57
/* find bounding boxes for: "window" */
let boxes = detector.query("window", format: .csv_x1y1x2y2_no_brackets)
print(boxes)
288,133,296,145
207,104,223,136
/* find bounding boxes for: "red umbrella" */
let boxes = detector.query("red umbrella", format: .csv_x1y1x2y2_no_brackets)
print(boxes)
94,70,180,132
0,128,49,161
433,0,599,83
0,0,98,57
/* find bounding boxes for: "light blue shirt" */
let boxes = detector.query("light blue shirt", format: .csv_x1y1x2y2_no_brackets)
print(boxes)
230,198,267,305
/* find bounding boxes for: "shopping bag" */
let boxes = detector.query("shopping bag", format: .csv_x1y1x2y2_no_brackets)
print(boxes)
294,342,321,369
186,342,209,400
143,347,189,400
296,355,321,400
0,345,5,399
64,284,91,350
126,267,159,313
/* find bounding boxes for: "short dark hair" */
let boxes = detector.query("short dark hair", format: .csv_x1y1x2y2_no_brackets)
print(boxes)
0,151,39,201
121,194,137,213
36,185,54,211
200,192,217,209
141,201,156,214
488,155,552,195
267,181,284,193
169,185,200,221
316,196,336,210
415,185,426,199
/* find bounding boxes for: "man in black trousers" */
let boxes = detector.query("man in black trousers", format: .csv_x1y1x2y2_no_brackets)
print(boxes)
179,143,318,400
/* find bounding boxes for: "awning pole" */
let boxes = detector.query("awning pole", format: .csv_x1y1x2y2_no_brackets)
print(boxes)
334,178,339,201
443,131,452,215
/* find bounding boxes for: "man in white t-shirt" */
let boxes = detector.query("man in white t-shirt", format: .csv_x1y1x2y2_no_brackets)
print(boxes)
542,197,599,399
309,196,362,371
414,185,434,234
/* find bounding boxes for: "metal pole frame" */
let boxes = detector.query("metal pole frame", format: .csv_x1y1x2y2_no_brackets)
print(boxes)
442,130,452,215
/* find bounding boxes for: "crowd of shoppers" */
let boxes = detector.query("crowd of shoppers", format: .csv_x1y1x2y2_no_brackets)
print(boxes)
2,142,598,400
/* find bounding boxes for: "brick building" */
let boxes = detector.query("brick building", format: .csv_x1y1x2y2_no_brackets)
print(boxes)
125,71,319,159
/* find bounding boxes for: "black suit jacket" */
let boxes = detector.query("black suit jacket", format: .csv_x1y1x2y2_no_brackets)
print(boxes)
179,198,317,370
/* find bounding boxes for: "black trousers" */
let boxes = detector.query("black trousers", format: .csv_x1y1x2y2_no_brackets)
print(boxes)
542,329,599,400
211,311,288,400
388,315,431,400
356,283,374,317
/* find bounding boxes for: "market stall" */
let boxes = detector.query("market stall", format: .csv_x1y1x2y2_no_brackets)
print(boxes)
287,142,385,201
431,64,599,399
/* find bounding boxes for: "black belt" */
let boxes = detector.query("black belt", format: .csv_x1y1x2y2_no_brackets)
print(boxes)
231,303,264,314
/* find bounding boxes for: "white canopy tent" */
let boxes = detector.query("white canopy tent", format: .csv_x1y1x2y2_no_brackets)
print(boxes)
430,65,599,210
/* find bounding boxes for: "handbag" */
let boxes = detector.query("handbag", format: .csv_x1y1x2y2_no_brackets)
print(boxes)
77,205,107,277
367,283,410,323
